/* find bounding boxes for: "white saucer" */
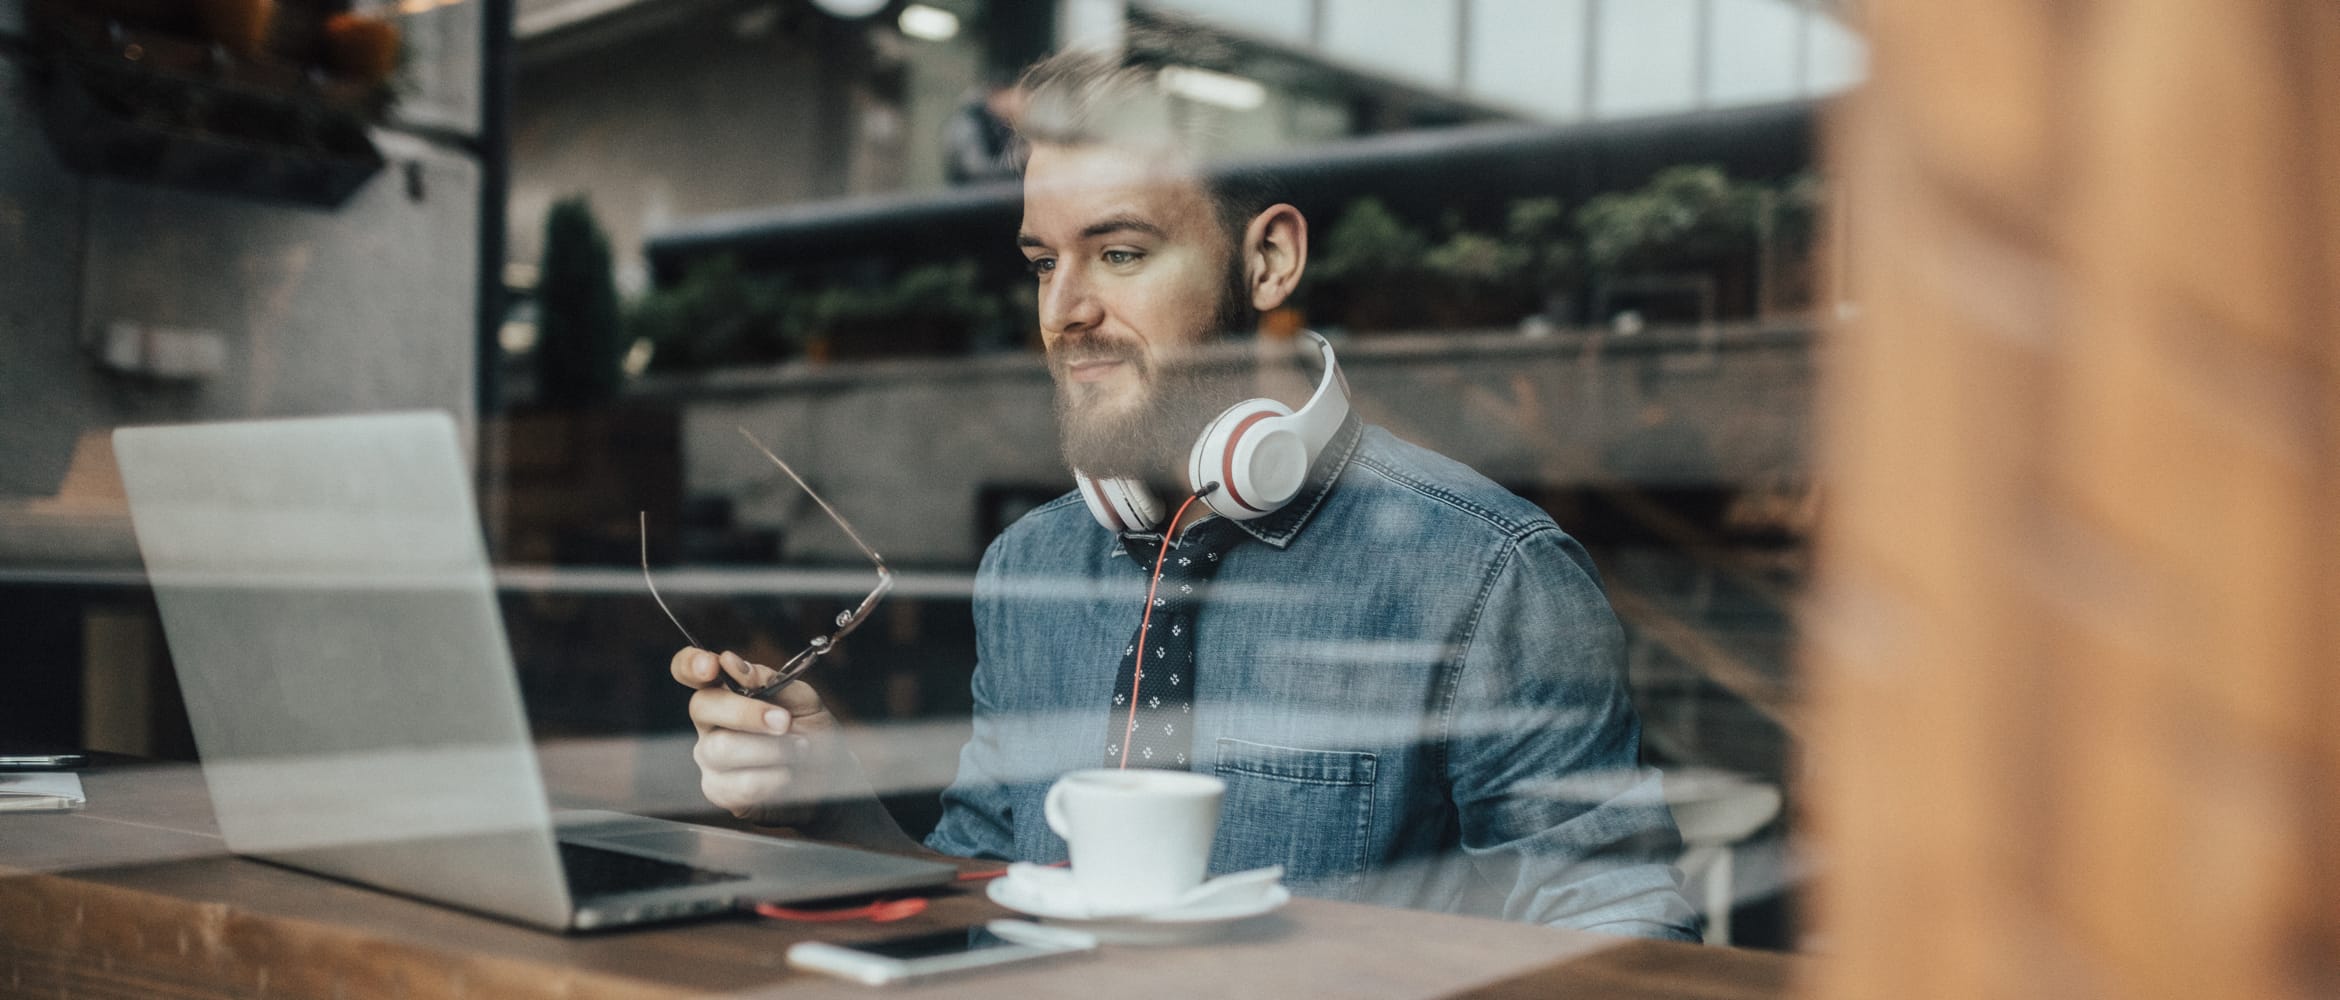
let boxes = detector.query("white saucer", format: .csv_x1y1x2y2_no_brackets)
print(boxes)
987,870,1291,946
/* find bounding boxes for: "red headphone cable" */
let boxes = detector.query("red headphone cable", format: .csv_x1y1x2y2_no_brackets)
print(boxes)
1118,484,1218,770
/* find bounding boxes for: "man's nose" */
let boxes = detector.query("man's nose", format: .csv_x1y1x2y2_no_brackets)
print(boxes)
1039,262,1104,334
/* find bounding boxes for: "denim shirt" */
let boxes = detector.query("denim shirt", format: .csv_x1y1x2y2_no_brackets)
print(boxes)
926,417,1700,941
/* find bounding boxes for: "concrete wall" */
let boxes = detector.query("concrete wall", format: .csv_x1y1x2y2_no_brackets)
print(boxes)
0,1,482,559
648,327,1812,567
509,3,897,293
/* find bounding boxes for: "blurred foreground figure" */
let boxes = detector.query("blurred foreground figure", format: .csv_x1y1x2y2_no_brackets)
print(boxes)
679,43,1697,940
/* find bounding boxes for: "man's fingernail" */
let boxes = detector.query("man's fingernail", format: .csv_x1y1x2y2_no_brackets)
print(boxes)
765,710,790,733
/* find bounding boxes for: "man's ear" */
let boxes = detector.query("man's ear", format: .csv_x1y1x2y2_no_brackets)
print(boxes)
1240,204,1308,313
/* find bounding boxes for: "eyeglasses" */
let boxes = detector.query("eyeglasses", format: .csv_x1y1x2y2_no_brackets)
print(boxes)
639,427,894,702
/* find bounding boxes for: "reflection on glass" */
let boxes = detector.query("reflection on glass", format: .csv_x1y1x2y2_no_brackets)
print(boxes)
0,0,1864,961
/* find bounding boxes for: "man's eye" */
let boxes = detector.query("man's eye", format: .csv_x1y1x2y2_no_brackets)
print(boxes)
1025,257,1056,277
1102,249,1143,266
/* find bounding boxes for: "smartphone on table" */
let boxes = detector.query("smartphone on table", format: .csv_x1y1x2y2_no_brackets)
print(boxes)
786,920,1098,986
0,744,90,771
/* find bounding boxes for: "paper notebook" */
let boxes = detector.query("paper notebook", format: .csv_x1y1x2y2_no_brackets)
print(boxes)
0,771,87,813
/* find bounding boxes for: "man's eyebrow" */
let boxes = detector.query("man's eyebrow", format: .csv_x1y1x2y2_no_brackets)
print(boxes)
1016,216,1167,251
1079,216,1168,241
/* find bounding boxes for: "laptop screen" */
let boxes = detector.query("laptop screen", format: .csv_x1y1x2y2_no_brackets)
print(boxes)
116,412,568,918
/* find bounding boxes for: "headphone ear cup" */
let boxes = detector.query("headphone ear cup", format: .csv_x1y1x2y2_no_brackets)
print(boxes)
1076,472,1164,532
1188,399,1294,521
1108,479,1165,530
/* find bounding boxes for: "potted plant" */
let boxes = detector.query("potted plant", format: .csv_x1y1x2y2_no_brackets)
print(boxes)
629,255,805,372
806,262,1004,360
1312,198,1431,332
1575,165,1766,325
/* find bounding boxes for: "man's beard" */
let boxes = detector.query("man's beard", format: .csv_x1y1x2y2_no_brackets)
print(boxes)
1051,268,1257,481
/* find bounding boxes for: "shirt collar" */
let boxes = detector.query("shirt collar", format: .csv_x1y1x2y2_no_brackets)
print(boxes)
1102,410,1364,558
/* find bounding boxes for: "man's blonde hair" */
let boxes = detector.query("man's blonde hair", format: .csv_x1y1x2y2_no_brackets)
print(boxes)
1014,42,1288,245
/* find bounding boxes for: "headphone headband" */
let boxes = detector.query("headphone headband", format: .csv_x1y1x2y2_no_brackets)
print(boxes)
1282,332,1350,462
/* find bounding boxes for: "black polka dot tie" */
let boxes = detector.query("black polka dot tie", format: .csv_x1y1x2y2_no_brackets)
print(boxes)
1102,518,1238,770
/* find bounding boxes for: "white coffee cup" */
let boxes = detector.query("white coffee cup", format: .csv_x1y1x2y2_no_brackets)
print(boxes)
1043,768,1225,912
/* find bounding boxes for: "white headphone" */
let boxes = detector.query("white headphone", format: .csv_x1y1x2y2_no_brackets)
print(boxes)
1074,331,1351,532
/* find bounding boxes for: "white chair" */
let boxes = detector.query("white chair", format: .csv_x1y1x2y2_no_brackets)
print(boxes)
1664,768,1784,946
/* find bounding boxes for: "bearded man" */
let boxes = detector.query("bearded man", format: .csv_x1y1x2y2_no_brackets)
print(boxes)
672,47,1699,940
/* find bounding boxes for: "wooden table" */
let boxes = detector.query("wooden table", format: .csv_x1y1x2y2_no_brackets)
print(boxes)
1,762,1798,999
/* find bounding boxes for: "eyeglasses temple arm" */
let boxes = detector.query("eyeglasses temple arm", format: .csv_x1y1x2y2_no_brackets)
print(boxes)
737,427,890,568
639,511,705,651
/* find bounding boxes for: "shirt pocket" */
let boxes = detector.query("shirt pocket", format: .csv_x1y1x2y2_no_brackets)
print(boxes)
1209,738,1378,898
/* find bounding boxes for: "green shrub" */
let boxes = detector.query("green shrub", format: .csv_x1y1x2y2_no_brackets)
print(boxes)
628,255,801,372
534,197,626,406
1576,166,1764,273
1314,198,1429,284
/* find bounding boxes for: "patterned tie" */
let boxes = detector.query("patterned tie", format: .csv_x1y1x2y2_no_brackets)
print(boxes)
1102,517,1241,770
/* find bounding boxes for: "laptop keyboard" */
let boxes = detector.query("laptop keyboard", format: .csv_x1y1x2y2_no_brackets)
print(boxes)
558,840,749,900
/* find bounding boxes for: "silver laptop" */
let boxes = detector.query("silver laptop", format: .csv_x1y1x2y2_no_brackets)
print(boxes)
114,411,955,932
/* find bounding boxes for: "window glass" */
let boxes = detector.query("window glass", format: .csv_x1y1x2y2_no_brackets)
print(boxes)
0,0,1855,960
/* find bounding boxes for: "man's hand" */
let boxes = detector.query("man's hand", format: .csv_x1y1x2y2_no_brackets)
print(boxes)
672,647,835,828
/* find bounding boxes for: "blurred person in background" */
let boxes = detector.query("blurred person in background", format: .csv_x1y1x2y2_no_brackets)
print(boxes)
943,68,1026,185
675,41,1698,940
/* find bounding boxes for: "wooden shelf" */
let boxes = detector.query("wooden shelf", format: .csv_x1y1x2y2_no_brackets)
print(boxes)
26,1,390,208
